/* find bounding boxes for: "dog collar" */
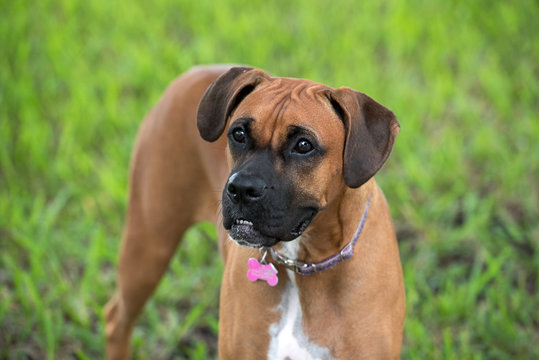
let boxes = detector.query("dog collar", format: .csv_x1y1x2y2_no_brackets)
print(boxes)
267,198,371,276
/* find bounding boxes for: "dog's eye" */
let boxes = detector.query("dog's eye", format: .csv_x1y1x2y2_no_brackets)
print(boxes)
232,128,246,143
294,139,314,154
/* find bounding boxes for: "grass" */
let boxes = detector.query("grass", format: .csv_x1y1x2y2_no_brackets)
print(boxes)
1,0,537,358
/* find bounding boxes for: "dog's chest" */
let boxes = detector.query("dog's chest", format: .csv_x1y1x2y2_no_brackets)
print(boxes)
267,242,333,360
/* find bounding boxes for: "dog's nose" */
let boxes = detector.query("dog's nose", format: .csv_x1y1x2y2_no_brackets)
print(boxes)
226,174,266,204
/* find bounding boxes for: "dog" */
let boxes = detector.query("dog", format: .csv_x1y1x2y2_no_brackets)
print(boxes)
105,65,405,359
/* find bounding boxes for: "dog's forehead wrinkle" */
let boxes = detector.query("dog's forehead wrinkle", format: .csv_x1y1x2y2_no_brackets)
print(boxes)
273,93,292,125
242,80,337,148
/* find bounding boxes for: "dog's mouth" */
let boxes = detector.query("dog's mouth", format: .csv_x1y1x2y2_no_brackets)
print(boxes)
228,210,317,248
290,211,316,237
229,219,277,248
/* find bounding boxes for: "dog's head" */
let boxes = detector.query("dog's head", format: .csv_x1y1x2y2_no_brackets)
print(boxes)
197,67,399,248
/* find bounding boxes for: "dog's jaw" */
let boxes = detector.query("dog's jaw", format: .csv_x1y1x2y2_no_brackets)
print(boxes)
228,219,279,248
225,209,318,249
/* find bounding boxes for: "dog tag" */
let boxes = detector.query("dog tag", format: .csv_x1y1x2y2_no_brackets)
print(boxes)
247,258,278,286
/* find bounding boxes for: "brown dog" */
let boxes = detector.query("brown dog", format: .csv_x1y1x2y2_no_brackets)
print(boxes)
105,65,405,359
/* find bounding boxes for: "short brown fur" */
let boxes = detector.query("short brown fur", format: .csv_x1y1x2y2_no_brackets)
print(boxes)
105,65,405,359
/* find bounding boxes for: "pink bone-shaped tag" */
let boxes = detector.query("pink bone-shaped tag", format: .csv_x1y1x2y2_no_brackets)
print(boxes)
247,258,279,286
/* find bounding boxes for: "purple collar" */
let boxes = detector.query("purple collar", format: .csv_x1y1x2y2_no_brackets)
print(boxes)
267,198,370,275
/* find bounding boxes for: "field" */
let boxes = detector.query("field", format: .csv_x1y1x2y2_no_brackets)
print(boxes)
1,0,538,358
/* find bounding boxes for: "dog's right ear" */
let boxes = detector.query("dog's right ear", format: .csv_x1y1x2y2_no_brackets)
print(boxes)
197,67,268,142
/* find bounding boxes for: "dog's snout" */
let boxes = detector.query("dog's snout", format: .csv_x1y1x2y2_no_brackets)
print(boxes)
226,174,267,204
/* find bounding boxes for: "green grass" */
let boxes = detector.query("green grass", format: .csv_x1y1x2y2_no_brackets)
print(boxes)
1,0,537,358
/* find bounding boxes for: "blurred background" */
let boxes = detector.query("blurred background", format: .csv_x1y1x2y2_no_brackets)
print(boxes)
1,0,537,358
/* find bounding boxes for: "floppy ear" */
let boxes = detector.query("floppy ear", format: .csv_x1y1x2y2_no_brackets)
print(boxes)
326,88,400,188
197,67,269,142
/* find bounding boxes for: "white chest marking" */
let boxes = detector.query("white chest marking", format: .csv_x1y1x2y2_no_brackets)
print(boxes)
268,240,333,360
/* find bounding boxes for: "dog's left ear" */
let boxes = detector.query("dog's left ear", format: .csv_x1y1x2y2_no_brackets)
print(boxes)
197,67,269,142
326,88,400,188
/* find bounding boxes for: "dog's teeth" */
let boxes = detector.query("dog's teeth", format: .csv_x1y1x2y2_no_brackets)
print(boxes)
236,219,253,226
